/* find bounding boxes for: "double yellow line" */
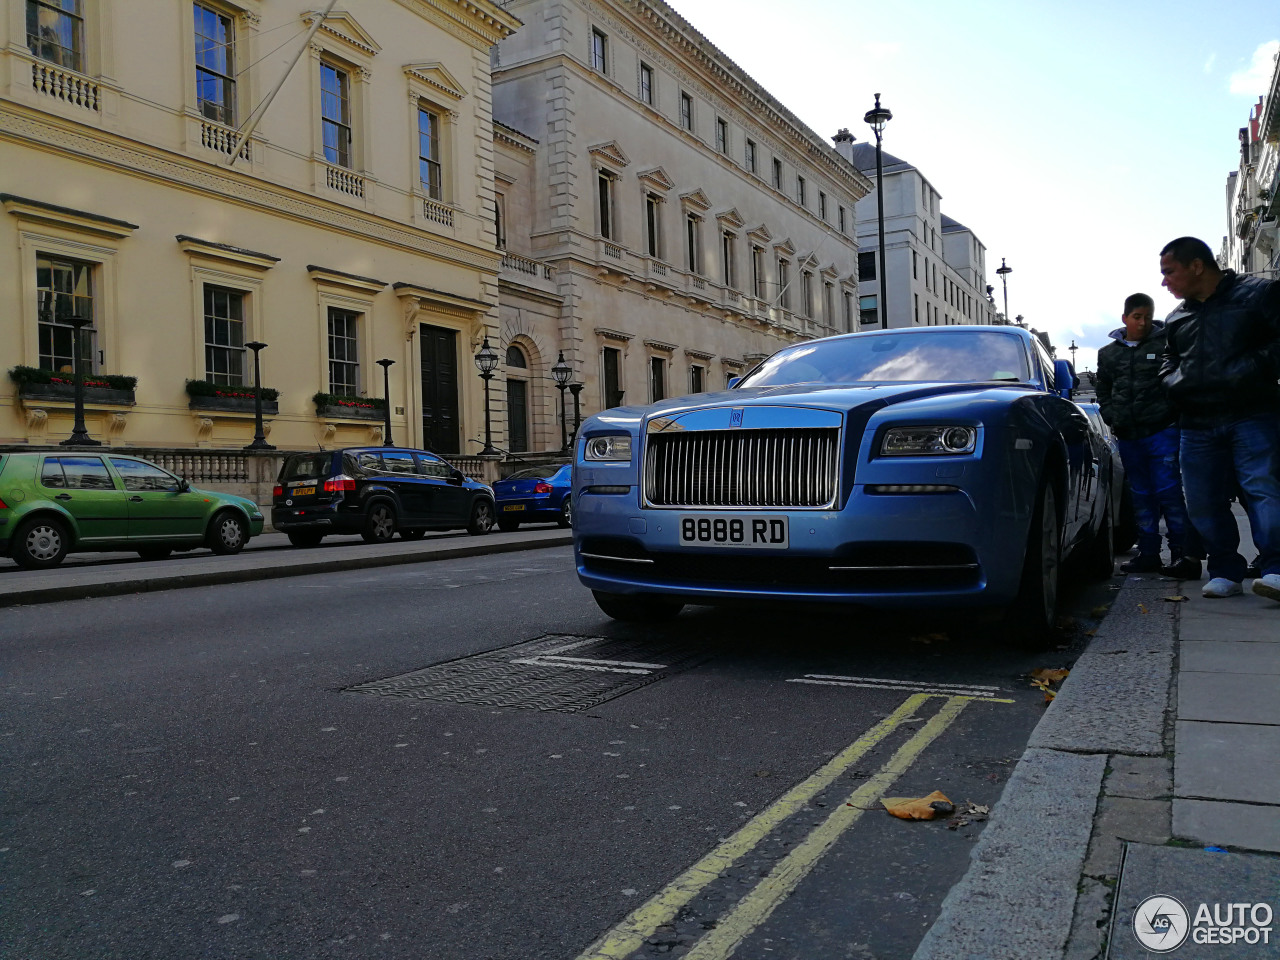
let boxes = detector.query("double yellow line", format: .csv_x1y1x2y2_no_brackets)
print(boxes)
576,692,1002,960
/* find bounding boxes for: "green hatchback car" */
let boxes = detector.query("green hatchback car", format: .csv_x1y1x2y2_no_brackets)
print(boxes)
0,452,264,569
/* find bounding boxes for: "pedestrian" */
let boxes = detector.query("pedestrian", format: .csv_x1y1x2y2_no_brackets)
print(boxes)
1095,292,1200,578
1158,236,1280,601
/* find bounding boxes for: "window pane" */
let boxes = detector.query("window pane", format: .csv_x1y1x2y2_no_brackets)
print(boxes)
111,458,180,492
36,253,95,373
58,456,114,490
204,285,245,385
327,307,360,395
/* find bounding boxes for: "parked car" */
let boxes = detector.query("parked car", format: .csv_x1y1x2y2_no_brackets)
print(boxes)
493,464,572,531
1077,401,1136,553
271,447,495,546
0,452,263,569
571,325,1115,640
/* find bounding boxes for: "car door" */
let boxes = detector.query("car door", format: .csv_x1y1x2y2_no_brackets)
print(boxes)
415,452,467,525
378,450,427,523
39,455,130,543
108,457,208,542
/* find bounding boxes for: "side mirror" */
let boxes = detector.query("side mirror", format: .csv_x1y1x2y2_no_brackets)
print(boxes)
178,478,191,492
1052,359,1076,400
448,468,466,485
727,376,742,389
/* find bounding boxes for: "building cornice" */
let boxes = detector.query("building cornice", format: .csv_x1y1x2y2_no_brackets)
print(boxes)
177,234,279,269
2,193,139,238
390,0,521,49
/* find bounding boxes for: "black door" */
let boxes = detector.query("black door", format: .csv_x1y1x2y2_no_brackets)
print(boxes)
507,378,528,452
603,347,624,408
420,324,459,454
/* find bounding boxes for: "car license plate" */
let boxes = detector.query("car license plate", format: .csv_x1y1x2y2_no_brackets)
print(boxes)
293,486,315,496
503,504,525,512
679,514,788,549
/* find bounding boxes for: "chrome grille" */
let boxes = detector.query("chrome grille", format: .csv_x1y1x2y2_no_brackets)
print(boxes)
644,428,839,508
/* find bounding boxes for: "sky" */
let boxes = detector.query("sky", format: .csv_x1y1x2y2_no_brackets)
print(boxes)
669,0,1279,372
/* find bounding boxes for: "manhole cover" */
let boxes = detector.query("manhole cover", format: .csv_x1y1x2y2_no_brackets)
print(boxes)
346,634,711,712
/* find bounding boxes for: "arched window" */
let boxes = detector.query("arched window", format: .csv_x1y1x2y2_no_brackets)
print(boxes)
506,344,527,368
506,344,529,452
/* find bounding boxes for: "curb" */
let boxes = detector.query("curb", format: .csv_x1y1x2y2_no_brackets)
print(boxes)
0,533,575,608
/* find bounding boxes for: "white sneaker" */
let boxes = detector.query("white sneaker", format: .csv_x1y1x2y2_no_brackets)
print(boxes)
1203,578,1243,598
1252,574,1280,602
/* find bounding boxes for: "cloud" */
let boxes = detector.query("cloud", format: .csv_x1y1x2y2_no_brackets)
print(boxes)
1229,40,1279,96
1204,52,1215,74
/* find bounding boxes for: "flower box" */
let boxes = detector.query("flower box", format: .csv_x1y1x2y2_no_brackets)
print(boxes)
18,381,136,406
188,394,279,415
317,403,384,421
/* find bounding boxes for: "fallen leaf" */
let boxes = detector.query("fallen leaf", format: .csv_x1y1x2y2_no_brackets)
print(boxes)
1162,595,1190,603
1138,603,1149,614
882,790,954,820
1030,668,1070,683
1030,679,1057,702
1084,629,1097,636
1091,604,1112,616
966,803,990,817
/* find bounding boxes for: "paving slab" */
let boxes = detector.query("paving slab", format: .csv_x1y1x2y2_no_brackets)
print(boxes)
1178,674,1280,725
1106,756,1173,801
1179,594,1280,642
1108,842,1280,958
1181,641,1280,675
912,749,1106,960
1173,800,1280,854
1083,796,1171,879
1175,721,1280,803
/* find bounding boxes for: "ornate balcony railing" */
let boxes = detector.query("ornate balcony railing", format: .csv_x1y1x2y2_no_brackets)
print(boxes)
501,251,554,280
31,60,99,111
422,196,454,227
326,165,365,199
603,241,623,259
200,120,252,161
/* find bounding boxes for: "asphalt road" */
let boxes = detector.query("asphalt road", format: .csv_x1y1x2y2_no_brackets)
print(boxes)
0,547,1113,960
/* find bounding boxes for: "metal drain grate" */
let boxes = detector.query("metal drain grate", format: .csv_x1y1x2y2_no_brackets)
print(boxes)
346,634,712,712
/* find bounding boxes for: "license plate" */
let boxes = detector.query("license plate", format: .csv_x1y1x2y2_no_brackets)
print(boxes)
293,486,315,496
678,514,789,549
503,504,525,512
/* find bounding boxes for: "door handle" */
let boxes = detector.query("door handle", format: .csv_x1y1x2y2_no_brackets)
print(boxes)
129,496,144,502
55,493,72,501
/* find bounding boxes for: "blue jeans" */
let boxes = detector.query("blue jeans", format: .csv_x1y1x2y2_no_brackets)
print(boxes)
1180,415,1280,581
1117,427,1195,559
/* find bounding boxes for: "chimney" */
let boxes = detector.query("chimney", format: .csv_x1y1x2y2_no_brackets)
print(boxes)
831,127,856,164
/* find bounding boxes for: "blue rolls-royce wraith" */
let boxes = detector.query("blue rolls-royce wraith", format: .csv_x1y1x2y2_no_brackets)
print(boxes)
571,326,1115,637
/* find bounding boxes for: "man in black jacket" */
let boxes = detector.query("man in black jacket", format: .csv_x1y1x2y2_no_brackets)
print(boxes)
1096,293,1198,577
1159,236,1280,601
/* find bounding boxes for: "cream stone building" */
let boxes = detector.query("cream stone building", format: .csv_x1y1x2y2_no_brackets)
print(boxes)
1,0,519,462
489,0,870,454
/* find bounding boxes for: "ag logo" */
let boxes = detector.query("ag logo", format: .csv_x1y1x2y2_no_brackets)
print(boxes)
729,408,744,428
1134,895,1190,952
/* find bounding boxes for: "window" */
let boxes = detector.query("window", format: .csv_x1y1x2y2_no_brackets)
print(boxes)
771,157,782,190
860,294,879,326
494,194,506,249
819,192,827,221
639,62,653,104
690,364,704,393
418,105,442,199
858,251,877,282
838,205,846,233
685,212,701,274
203,285,245,385
597,169,616,240
327,307,360,395
914,292,920,324
194,3,235,125
42,456,112,490
745,139,757,174
777,258,791,310
506,344,526,368
36,253,94,373
720,232,737,289
924,256,930,290
649,356,666,402
802,270,814,318
824,281,834,324
913,250,918,279
603,346,624,408
415,453,453,479
381,450,417,475
751,245,765,299
844,291,854,331
591,28,608,74
797,176,806,206
716,117,728,154
646,193,663,258
679,91,693,131
111,458,181,492
27,0,84,72
321,62,352,168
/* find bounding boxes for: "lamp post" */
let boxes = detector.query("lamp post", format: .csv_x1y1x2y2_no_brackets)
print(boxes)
996,258,1012,322
243,341,275,451
376,358,395,447
552,351,572,454
59,315,101,447
568,382,583,447
473,338,499,457
863,93,892,326
1069,340,1078,369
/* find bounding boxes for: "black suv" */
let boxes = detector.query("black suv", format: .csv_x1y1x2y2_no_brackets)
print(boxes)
272,447,496,547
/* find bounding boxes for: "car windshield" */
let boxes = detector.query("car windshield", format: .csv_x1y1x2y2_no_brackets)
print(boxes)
739,330,1032,388
280,455,331,482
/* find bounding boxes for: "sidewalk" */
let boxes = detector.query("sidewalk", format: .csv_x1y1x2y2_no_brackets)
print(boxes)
916,511,1280,960
0,526,573,607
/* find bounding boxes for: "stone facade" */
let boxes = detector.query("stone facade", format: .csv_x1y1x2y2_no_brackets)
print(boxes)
834,134,998,329
1,0,519,457
1224,58,1279,281
489,0,870,450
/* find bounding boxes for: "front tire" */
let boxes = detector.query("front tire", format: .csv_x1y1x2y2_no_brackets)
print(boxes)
287,531,325,548
592,590,684,623
558,496,573,528
467,498,495,536
1006,481,1061,646
208,511,248,555
361,503,396,544
12,516,70,569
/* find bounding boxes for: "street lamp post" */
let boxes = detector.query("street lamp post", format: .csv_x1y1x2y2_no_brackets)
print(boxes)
59,315,101,447
568,382,583,447
473,338,499,457
376,358,395,447
996,258,1012,322
552,351,572,454
243,341,275,451
863,93,892,327
1069,340,1078,369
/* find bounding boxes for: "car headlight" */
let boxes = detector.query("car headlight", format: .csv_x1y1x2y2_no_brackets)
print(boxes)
880,425,976,456
584,435,633,462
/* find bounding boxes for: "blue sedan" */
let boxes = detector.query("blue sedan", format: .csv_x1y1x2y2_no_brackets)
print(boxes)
571,326,1116,640
493,464,572,531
